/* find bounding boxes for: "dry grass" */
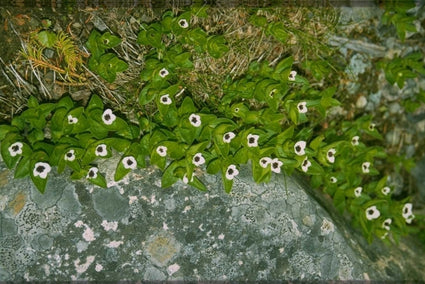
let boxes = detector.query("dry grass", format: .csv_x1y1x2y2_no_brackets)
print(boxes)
0,6,339,121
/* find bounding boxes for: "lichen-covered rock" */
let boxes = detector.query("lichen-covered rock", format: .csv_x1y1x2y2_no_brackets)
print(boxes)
0,157,424,281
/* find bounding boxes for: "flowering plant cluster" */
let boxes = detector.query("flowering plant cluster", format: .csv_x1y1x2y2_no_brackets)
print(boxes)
0,7,418,244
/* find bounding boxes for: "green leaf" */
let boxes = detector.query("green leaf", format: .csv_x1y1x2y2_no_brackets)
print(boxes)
207,158,220,175
161,160,181,188
333,188,346,214
14,155,30,178
0,125,18,141
267,22,288,43
249,14,267,27
1,134,27,169
137,23,163,49
206,35,229,59
189,176,207,191
87,170,107,188
37,30,57,48
86,29,103,59
86,94,104,113
99,32,122,49
178,97,198,116
27,96,39,108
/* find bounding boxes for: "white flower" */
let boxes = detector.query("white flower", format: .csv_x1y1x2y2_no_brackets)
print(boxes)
102,109,116,125
189,114,201,127
247,134,259,147
178,19,189,28
223,132,236,143
362,162,370,173
330,177,337,183
365,205,380,220
159,94,172,105
382,218,392,231
270,158,283,174
182,173,194,184
64,149,75,162
259,157,272,168
8,142,23,157
297,102,307,113
351,136,359,146
327,148,336,163
288,70,297,81
381,186,391,196
294,141,306,156
67,114,78,124
301,157,311,173
369,123,376,131
95,144,108,157
87,167,99,179
225,164,239,180
122,156,137,170
192,153,205,166
402,203,415,224
156,146,167,157
159,68,169,78
354,187,362,197
33,162,51,179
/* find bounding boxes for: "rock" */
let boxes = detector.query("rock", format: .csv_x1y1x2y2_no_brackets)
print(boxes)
0,156,424,281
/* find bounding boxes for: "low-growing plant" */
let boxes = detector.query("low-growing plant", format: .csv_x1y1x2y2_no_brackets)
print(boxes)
0,6,420,245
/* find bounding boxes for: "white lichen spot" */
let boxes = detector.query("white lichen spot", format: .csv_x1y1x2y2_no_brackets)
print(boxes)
106,240,124,248
83,226,96,242
101,220,118,232
74,255,95,274
183,205,191,213
136,250,142,255
129,196,138,204
163,222,169,230
64,254,70,260
238,260,243,265
74,220,84,228
290,220,302,237
279,247,285,253
95,264,103,272
218,234,225,240
321,218,335,235
198,224,204,231
167,263,180,276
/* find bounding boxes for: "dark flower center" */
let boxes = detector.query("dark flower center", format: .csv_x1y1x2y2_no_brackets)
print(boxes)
159,148,164,153
191,117,198,123
228,168,234,175
249,137,255,144
368,209,374,215
127,159,133,165
403,207,408,214
104,114,111,121
89,170,95,178
295,146,301,152
12,145,19,151
36,166,45,173
272,162,278,169
224,134,230,140
162,97,168,102
194,156,200,162
67,152,73,158
160,70,167,76
299,104,304,110
328,152,333,157
97,146,103,152
302,160,308,167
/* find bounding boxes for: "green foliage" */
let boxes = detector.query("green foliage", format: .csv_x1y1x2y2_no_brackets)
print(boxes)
86,30,128,83
0,7,419,245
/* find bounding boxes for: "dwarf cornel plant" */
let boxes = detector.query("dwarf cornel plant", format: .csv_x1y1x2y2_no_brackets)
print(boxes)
0,7,419,245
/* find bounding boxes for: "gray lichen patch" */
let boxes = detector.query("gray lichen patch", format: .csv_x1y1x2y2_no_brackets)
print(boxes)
0,159,424,281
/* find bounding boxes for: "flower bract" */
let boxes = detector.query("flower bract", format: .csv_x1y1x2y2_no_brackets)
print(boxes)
327,149,336,163
294,141,306,156
192,153,205,166
178,19,189,28
301,157,311,172
247,134,259,147
297,102,307,113
64,149,75,162
33,162,51,179
156,146,167,157
67,114,78,124
354,187,362,197
223,132,236,143
8,142,23,157
270,158,283,173
160,94,172,105
159,68,169,78
288,70,297,81
365,205,380,220
87,167,99,179
362,162,370,173
189,114,201,127
102,109,116,125
122,156,137,170
225,164,239,180
95,144,108,157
